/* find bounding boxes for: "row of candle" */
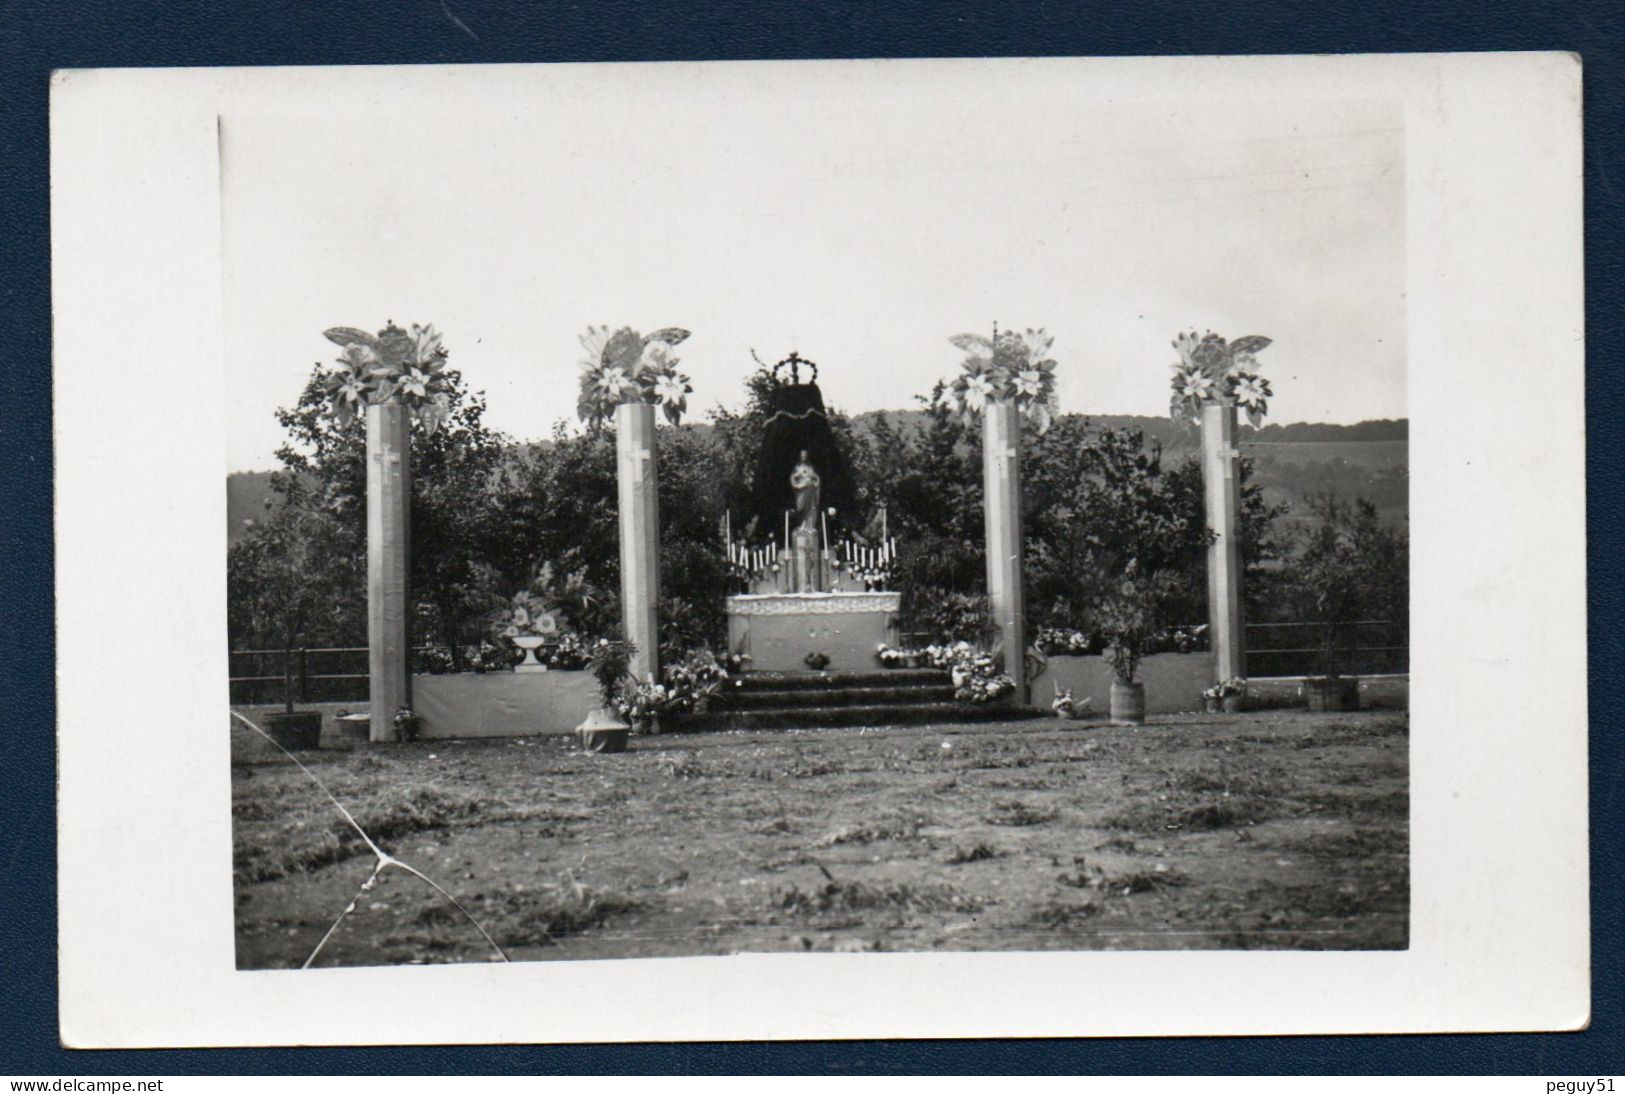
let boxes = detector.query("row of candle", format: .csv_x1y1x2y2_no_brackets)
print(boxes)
721,536,894,572
837,538,895,570
726,540,780,574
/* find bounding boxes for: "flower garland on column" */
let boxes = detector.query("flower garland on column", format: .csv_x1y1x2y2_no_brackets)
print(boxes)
946,327,1059,434
1168,330,1275,427
576,325,693,429
320,321,456,431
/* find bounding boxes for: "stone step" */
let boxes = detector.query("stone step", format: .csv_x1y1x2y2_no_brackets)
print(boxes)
732,668,947,691
688,701,1041,732
727,683,959,710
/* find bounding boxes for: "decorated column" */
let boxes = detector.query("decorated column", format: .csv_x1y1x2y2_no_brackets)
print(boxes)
1168,330,1274,687
365,400,412,742
322,321,454,743
949,325,1058,707
1200,401,1244,682
615,399,661,683
982,398,1027,704
576,324,693,685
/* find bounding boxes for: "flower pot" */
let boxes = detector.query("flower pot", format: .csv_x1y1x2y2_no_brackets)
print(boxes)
334,712,371,742
576,706,630,753
1221,693,1245,714
1306,678,1359,712
512,634,549,674
1203,696,1222,714
1109,681,1146,725
262,710,322,751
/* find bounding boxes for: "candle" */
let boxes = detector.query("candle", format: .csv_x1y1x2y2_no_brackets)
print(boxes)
784,510,791,554
882,505,888,541
820,509,831,561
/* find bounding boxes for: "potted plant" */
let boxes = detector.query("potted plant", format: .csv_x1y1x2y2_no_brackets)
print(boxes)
1202,677,1247,713
578,637,636,753
1097,565,1167,726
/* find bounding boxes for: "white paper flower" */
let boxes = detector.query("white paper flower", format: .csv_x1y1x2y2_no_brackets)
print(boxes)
1179,370,1216,400
654,373,688,404
1013,368,1045,398
963,372,995,411
1233,374,1269,407
596,365,636,398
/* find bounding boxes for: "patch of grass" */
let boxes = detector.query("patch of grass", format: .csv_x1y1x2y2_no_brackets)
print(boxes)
1172,762,1288,797
986,800,1059,827
1101,793,1274,834
1104,866,1188,895
1099,801,1176,833
1298,788,1408,822
778,880,981,916
1029,900,1100,927
1276,827,1408,859
1097,835,1141,854
816,810,934,846
496,884,643,946
945,842,1003,864
658,753,706,780
233,781,483,884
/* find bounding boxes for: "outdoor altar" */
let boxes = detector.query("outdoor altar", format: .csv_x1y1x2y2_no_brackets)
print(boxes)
722,354,901,672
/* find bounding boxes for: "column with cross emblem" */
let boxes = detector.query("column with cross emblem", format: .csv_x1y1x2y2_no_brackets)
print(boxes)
1201,400,1246,683
615,400,661,684
982,398,1027,705
365,400,412,742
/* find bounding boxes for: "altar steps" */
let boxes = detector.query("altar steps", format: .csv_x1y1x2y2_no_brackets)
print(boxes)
691,668,1038,731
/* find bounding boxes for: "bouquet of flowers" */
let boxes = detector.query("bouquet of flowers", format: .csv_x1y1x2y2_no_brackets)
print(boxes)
1202,677,1248,701
392,705,422,741
947,327,1060,434
944,643,1016,703
321,321,455,432
659,648,734,715
1035,626,1101,657
576,325,693,430
615,676,670,730
543,631,593,670
493,589,561,642
1168,330,1275,427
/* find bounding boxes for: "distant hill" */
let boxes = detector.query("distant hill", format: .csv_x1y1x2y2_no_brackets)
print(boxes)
227,471,280,543
228,415,1407,545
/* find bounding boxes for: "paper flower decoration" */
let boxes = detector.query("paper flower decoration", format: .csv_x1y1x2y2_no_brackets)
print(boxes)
321,321,454,431
947,326,1059,433
1167,330,1275,427
576,325,693,429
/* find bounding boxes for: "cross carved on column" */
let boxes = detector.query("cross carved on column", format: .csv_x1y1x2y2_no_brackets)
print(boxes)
1219,445,1241,482
623,446,653,486
372,448,403,490
1000,446,1019,485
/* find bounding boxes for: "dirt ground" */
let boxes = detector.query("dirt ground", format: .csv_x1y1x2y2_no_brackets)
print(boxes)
231,709,1408,968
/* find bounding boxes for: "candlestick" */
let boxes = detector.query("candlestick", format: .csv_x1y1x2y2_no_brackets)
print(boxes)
784,510,791,555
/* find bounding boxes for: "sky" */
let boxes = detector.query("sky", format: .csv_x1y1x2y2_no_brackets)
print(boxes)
221,65,1404,472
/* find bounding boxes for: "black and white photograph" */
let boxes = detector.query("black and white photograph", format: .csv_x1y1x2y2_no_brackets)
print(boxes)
51,53,1585,1045
218,74,1411,969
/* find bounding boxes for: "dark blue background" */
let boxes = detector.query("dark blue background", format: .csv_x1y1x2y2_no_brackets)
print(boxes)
3,0,1618,1076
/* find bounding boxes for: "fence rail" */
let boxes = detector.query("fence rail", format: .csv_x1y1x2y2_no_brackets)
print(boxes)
231,619,1407,706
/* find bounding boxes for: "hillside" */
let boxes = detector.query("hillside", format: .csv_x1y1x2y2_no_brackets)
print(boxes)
228,416,1407,545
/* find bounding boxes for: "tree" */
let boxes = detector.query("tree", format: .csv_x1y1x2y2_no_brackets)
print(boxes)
226,498,361,707
268,363,527,665
1275,494,1409,675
